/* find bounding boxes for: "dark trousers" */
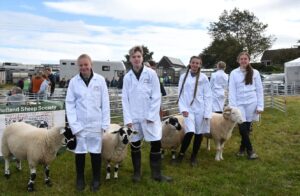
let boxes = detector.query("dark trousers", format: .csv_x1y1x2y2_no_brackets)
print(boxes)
238,122,253,154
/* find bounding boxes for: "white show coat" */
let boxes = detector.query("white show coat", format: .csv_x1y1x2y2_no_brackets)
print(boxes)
228,67,264,122
210,70,228,112
66,73,110,153
178,72,212,134
122,66,162,142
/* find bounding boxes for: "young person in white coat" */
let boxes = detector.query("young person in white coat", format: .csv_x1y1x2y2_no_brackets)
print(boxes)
228,51,263,160
65,54,110,192
210,61,228,113
122,46,172,183
176,56,212,166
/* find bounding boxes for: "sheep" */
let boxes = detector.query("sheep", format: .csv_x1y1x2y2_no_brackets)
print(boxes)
1,122,65,192
161,115,185,161
102,124,137,180
207,107,243,161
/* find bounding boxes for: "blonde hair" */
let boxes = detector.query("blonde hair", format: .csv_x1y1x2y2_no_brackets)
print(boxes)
129,46,143,56
177,56,202,105
77,54,92,64
217,61,226,70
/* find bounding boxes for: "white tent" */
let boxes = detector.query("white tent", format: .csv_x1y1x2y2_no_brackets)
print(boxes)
284,57,300,84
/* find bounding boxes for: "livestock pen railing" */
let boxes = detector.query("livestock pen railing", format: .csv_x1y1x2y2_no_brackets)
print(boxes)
2,81,300,123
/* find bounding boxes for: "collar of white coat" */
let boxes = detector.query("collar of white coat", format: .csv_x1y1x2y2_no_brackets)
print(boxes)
238,67,246,73
128,66,153,76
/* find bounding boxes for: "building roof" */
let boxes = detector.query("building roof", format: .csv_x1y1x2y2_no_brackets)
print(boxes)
261,48,300,64
157,56,186,68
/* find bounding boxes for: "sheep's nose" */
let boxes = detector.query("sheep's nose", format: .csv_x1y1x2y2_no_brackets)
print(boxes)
123,137,129,144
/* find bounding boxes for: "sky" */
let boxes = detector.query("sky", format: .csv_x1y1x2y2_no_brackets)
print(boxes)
0,0,299,65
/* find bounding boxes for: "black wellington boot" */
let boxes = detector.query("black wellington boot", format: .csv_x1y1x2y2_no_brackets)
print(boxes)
131,150,141,182
90,153,101,192
150,152,172,182
75,154,85,191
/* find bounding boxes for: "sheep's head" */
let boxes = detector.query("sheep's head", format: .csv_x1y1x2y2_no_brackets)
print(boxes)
63,126,77,150
112,127,138,145
164,117,182,131
223,107,243,124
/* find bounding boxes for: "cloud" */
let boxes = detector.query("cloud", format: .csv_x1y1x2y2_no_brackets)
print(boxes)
0,11,210,64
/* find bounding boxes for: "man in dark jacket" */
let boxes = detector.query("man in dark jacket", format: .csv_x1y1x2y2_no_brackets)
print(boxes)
45,67,56,96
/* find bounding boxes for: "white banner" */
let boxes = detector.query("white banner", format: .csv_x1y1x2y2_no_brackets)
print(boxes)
0,102,65,156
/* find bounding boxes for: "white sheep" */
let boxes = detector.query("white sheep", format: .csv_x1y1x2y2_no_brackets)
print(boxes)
102,124,137,180
161,115,185,161
1,122,65,191
208,107,243,161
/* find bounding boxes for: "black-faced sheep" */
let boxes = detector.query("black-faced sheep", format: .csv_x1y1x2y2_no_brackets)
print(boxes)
1,122,65,191
208,107,243,161
102,124,137,180
161,115,185,160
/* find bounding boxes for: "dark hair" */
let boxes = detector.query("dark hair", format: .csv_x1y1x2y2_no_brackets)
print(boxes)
129,46,143,56
177,56,202,105
237,52,253,85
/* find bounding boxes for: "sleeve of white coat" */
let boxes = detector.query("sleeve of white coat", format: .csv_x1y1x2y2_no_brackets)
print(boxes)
255,71,264,111
228,72,237,107
122,75,132,125
210,73,215,89
65,79,83,135
147,73,161,122
203,77,212,118
178,74,188,113
101,79,110,131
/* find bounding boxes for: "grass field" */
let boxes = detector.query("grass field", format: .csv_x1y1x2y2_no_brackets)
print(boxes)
0,97,299,195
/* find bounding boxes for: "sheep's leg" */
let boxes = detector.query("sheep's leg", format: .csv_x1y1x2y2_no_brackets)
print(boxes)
27,168,36,192
207,138,211,151
171,149,176,160
44,165,52,186
4,158,10,178
106,163,111,180
16,159,22,171
161,149,165,159
114,164,119,179
220,141,225,160
215,141,221,161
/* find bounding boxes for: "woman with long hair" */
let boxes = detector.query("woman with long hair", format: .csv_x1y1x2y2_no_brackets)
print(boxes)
176,56,212,166
228,51,264,159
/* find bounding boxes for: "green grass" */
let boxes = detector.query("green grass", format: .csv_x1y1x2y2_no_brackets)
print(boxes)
1,97,300,195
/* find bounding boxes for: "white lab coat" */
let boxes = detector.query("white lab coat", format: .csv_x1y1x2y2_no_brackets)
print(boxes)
122,66,162,142
178,72,212,134
210,70,228,112
66,73,110,153
228,67,264,122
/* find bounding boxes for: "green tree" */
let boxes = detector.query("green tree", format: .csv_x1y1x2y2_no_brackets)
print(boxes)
201,37,243,71
208,8,276,59
123,45,154,70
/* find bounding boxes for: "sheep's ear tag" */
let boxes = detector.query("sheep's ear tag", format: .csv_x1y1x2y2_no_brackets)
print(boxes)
60,128,66,134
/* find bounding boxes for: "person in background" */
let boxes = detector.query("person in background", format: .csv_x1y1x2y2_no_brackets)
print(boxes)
23,77,31,94
122,46,172,183
7,87,26,106
228,51,264,160
176,56,212,167
37,74,49,101
210,61,228,113
117,72,124,89
66,54,110,192
17,78,24,90
31,72,44,98
59,78,67,88
45,67,56,96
